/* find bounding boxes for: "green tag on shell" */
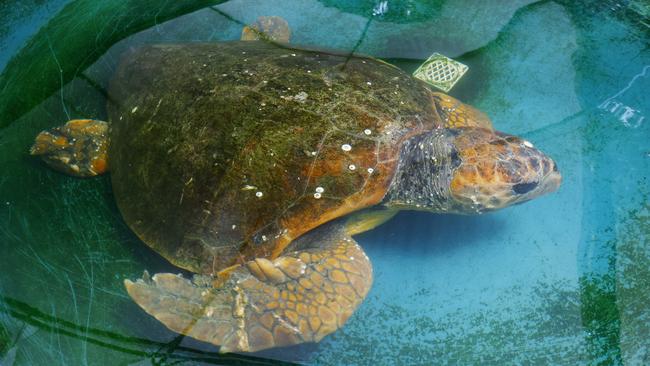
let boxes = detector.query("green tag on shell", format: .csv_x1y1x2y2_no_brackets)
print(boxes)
412,53,468,92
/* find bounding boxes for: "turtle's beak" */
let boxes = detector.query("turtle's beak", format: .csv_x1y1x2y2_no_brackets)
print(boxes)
510,153,561,204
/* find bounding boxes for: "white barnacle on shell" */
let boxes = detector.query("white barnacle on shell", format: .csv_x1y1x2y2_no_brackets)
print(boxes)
255,191,264,198
315,186,325,193
341,144,352,152
364,129,372,135
367,167,374,174
348,164,356,171
313,192,322,199
205,307,215,317
523,140,534,148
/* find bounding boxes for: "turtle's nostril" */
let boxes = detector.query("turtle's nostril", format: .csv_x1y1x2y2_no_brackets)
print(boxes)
552,162,559,172
513,181,538,195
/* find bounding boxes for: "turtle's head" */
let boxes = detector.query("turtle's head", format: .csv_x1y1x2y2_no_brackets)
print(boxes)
386,127,561,214
445,128,561,213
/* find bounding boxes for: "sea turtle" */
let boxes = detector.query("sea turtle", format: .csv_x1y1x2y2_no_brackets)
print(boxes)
30,17,561,353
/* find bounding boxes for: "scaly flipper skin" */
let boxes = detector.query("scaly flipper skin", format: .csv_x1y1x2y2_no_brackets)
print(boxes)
241,16,291,43
30,119,109,177
124,222,372,353
430,92,494,130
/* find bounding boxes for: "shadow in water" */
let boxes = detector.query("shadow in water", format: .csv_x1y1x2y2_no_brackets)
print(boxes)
357,210,506,255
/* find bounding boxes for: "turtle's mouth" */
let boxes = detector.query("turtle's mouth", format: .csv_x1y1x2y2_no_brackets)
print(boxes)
518,164,561,199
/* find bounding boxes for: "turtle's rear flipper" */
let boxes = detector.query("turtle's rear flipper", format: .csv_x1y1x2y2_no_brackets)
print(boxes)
241,16,290,43
30,119,109,177
124,223,372,353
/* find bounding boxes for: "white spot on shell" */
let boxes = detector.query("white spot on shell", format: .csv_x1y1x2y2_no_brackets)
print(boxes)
255,191,263,198
366,81,372,86
313,192,322,199
232,225,237,230
367,168,374,174
205,307,214,317
523,140,534,148
348,164,356,171
364,129,372,135
262,235,267,242
341,144,352,152
131,106,138,113
315,186,325,193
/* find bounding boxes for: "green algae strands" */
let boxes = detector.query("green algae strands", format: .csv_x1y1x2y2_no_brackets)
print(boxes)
0,0,226,128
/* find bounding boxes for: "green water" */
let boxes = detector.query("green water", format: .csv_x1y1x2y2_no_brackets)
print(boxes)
1,0,649,365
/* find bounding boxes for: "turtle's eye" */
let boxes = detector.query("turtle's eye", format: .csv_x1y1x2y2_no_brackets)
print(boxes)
512,181,538,195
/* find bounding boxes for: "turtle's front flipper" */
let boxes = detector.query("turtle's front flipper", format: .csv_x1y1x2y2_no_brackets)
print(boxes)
30,119,109,177
124,223,372,353
241,16,291,43
430,92,494,130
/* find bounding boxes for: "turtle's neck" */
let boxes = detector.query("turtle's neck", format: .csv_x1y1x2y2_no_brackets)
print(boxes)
383,129,462,212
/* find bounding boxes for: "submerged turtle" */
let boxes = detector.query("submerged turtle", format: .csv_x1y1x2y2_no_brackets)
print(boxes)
30,18,561,353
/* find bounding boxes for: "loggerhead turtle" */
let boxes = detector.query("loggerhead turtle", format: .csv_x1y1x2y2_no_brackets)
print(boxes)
30,17,561,353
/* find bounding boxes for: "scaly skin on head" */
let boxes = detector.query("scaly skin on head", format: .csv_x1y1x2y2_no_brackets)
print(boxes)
385,127,561,214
